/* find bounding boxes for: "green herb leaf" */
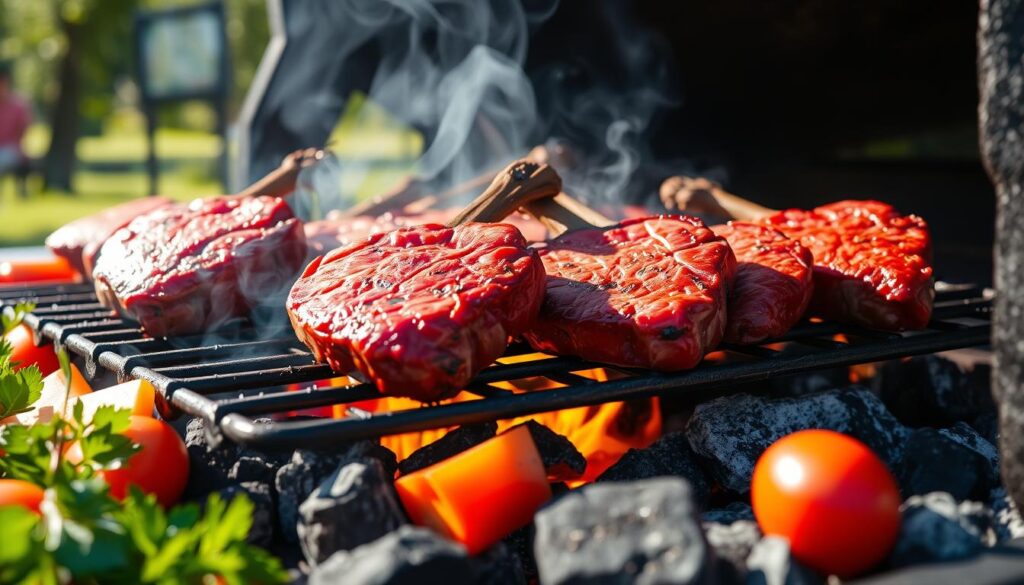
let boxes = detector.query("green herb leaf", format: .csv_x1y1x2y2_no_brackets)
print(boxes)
1,301,36,335
0,363,44,420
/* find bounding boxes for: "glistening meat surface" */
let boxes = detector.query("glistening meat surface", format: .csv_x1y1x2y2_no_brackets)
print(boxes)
523,215,736,370
760,200,933,330
287,222,546,401
711,222,814,344
92,195,307,336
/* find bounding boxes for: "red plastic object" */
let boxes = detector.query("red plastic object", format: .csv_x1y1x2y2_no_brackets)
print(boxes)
395,425,551,554
0,256,79,284
751,429,901,578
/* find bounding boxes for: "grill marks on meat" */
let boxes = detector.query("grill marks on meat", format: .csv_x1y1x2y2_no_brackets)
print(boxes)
761,200,934,330
45,196,173,278
711,222,814,344
287,223,546,401
523,215,736,370
92,196,307,337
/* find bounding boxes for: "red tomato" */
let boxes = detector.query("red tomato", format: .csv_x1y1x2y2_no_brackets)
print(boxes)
100,416,189,507
751,430,901,577
4,324,60,376
0,479,45,513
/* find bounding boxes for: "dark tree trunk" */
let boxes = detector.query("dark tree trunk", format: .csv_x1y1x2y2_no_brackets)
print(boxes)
43,17,82,193
978,0,1024,510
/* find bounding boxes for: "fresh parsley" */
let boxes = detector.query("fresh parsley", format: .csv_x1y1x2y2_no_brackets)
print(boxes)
1,300,36,335
0,321,43,421
0,347,288,584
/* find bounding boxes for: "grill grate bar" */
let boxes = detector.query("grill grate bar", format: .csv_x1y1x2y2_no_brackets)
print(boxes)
0,282,992,449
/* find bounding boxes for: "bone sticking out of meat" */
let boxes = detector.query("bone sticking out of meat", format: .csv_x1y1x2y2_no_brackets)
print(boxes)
710,222,814,344
302,209,549,259
286,160,562,402
661,177,935,330
497,187,737,371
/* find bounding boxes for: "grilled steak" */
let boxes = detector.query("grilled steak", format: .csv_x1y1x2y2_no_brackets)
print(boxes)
303,209,549,257
45,196,174,278
760,200,933,330
711,222,814,344
523,215,736,370
287,222,546,401
93,195,307,337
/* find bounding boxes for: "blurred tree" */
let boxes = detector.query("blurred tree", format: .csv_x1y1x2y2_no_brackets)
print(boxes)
0,0,269,193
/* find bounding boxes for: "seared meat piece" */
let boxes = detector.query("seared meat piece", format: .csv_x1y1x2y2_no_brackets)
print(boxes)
523,215,736,370
711,222,814,344
93,196,307,337
45,196,173,278
287,223,546,401
760,200,933,330
303,209,549,257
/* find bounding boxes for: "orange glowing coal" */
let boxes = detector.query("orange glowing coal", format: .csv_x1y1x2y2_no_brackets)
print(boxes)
287,356,661,484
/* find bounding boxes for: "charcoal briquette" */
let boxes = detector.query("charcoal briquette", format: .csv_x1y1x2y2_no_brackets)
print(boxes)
597,431,710,506
397,422,497,476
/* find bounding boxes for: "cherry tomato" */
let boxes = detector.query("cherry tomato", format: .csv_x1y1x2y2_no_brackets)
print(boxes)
94,416,188,507
4,324,60,376
751,430,901,577
0,479,45,513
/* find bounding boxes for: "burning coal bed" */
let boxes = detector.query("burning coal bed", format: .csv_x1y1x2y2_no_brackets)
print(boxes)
170,352,1015,585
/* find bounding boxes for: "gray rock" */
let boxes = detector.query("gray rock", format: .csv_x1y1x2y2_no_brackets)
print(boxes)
397,422,497,476
704,520,761,580
979,0,1024,515
297,459,407,566
213,481,276,547
702,502,755,525
277,442,398,544
534,478,715,584
745,536,823,585
898,426,997,501
276,449,351,543
308,526,478,585
875,356,994,427
502,523,538,584
889,492,991,568
991,487,1024,543
475,542,528,585
516,420,587,481
938,423,1000,487
598,432,710,506
184,416,241,498
686,388,908,493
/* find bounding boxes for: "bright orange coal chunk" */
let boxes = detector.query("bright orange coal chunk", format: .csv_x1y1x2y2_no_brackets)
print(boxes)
394,424,551,554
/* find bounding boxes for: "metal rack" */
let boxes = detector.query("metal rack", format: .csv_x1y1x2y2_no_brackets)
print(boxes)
0,282,992,449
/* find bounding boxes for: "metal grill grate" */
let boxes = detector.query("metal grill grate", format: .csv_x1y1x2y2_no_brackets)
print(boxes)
0,282,992,449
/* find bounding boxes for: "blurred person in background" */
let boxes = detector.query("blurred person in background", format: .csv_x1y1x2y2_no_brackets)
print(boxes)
0,60,31,188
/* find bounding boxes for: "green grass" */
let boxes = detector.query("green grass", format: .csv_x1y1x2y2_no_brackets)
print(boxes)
2,98,423,248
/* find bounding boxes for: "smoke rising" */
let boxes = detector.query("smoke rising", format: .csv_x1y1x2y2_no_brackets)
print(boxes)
288,0,683,218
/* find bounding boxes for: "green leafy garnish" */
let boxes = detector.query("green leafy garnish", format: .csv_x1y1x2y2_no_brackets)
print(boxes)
0,482,288,585
2,300,37,335
0,342,43,421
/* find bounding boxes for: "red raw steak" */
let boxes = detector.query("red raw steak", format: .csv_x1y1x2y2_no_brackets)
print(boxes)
93,195,307,336
287,222,546,401
45,196,174,278
523,215,736,370
761,200,934,330
711,222,814,344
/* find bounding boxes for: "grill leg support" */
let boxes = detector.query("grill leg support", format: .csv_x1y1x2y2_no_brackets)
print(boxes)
979,0,1024,511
